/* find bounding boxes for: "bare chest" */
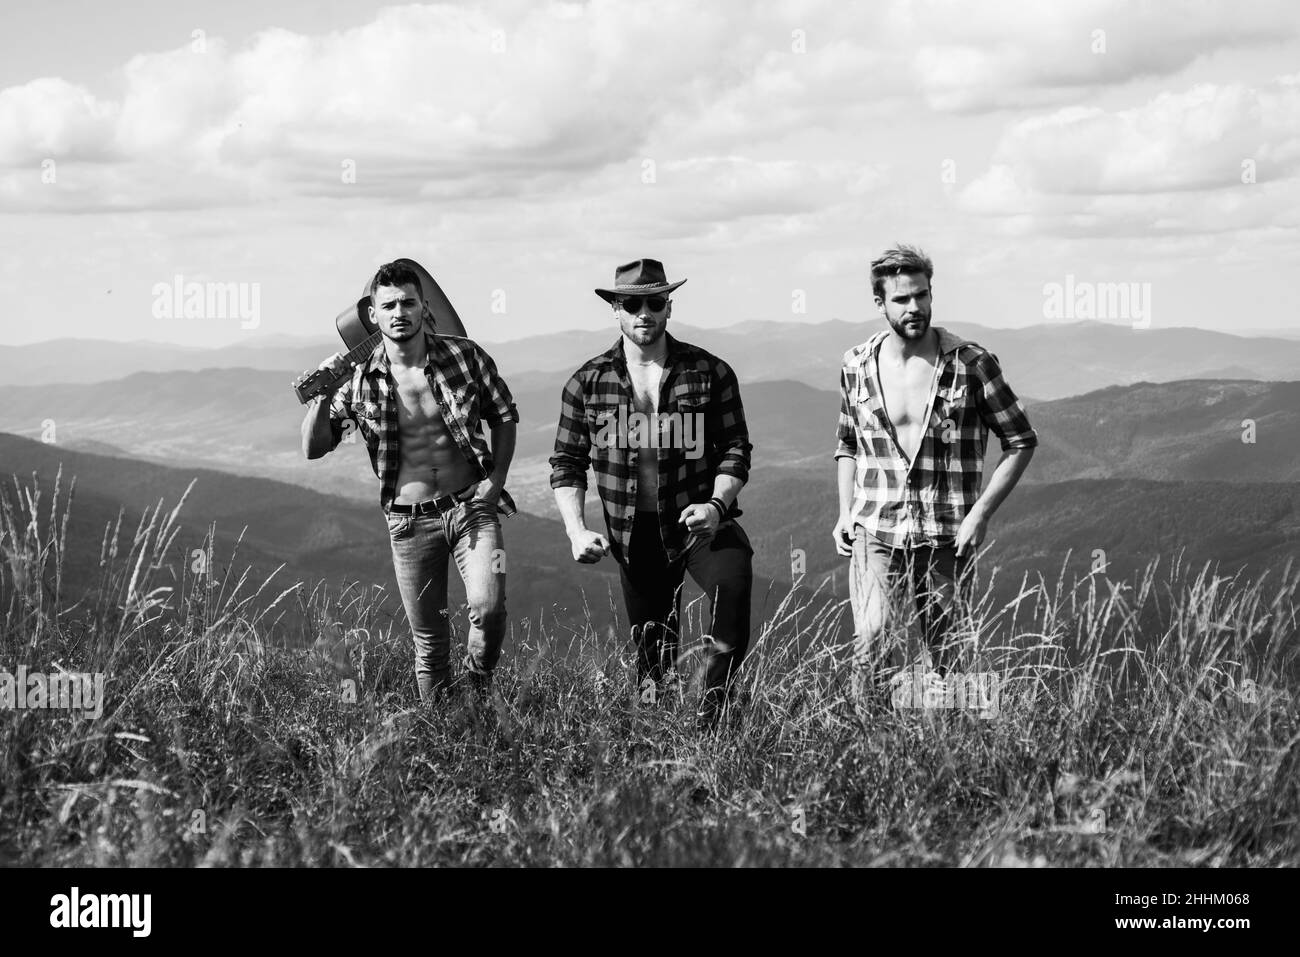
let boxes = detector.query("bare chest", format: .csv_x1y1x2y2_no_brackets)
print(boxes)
627,364,664,415
876,352,938,429
390,367,445,429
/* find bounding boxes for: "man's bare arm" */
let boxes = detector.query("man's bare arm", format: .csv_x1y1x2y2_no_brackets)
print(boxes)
831,456,858,556
955,446,1035,557
554,485,608,563
480,420,517,499
302,395,337,459
710,474,744,511
971,446,1034,521
301,353,348,460
554,486,588,536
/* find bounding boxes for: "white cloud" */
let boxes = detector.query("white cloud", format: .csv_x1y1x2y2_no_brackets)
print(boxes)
959,73,1300,237
903,0,1298,112
4,0,1294,216
0,78,119,163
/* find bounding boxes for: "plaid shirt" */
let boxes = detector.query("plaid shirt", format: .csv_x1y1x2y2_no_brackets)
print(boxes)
835,325,1037,548
549,333,752,564
324,330,519,513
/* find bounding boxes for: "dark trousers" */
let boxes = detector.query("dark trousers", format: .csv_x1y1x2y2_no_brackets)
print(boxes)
619,510,754,696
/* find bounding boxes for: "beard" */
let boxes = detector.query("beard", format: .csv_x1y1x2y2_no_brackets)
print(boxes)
622,317,666,347
888,312,931,341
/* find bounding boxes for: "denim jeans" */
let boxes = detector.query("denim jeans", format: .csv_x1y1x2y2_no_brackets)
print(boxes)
385,499,508,700
848,532,975,693
618,510,754,699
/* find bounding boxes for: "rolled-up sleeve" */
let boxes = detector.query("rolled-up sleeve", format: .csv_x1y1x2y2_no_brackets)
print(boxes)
835,365,858,460
325,371,356,450
549,373,591,489
475,344,520,426
973,351,1038,451
711,358,751,484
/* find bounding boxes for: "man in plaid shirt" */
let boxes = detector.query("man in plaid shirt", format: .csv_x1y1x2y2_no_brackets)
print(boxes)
550,259,754,728
301,261,519,702
833,245,1036,707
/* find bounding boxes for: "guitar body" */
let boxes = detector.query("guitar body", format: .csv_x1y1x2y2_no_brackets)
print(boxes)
293,257,468,404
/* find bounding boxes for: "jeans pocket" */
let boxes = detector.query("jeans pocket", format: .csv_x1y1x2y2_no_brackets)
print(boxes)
385,512,413,540
464,498,503,527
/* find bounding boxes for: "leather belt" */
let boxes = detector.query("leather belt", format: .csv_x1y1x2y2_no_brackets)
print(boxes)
387,485,474,516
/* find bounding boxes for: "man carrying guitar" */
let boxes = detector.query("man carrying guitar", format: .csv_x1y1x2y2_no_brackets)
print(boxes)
302,261,519,702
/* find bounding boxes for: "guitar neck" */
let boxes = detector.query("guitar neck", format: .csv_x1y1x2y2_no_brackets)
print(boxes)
292,330,383,404
341,330,383,365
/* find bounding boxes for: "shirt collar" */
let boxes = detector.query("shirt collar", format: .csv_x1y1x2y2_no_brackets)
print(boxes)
361,328,442,374
867,324,970,362
606,331,686,370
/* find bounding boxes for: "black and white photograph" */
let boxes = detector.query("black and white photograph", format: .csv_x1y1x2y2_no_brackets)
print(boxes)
0,0,1295,934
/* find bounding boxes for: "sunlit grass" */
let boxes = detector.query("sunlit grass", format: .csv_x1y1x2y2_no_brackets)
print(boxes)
1,467,1296,866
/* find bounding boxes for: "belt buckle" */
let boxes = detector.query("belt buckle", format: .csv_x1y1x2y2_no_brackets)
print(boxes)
427,494,455,516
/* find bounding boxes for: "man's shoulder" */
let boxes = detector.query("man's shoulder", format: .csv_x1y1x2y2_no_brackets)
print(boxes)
569,344,619,380
435,332,486,358
934,326,992,364
842,331,887,368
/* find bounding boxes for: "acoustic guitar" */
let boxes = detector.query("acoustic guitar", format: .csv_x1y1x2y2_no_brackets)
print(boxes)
291,257,469,404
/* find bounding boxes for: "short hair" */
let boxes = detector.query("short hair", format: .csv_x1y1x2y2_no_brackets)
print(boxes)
369,261,424,302
870,244,934,300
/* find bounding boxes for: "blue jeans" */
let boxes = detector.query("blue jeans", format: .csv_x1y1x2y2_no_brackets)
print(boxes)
384,499,508,700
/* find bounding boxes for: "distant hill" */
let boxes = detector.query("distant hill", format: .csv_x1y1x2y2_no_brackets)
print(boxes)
0,433,628,648
6,319,1300,399
4,433,1294,665
984,379,1300,484
3,373,1297,524
737,469,1300,609
0,434,789,651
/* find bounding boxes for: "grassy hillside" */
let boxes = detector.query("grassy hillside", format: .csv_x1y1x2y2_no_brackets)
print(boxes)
740,470,1300,605
0,433,627,649
0,467,1295,866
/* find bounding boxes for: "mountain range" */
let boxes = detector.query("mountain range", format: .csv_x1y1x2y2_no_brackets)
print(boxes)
6,319,1300,401
4,427,1297,660
2,370,1295,519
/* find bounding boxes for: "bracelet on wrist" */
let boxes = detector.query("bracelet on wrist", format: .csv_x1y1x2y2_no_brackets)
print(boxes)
709,498,728,521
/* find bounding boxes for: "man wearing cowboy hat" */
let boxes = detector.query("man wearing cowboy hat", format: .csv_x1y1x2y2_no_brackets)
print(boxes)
549,258,755,728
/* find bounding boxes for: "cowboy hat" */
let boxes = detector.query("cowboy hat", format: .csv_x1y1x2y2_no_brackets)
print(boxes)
594,258,687,303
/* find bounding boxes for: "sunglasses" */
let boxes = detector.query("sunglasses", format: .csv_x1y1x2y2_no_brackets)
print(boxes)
616,296,669,315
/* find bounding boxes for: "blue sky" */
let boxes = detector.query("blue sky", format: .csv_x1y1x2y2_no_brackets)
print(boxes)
2,0,1298,346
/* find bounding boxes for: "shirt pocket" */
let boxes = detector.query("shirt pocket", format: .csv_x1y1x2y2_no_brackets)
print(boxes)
670,373,710,411
351,400,382,440
443,382,480,425
584,400,621,450
667,375,710,459
855,383,886,434
931,383,972,446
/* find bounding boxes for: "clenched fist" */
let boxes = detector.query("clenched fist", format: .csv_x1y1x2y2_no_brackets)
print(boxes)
569,528,610,563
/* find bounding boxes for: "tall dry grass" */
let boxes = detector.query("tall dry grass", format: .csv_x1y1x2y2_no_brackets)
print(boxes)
1,469,1296,866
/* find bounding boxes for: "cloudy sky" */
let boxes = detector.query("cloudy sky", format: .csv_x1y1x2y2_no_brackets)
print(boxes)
2,0,1298,347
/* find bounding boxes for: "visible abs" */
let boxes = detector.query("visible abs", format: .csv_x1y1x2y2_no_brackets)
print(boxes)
395,409,476,503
